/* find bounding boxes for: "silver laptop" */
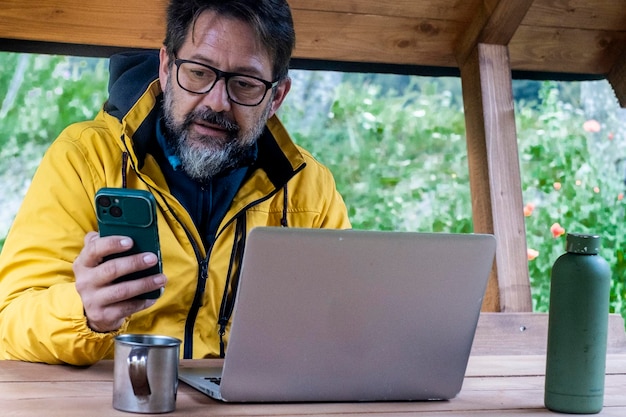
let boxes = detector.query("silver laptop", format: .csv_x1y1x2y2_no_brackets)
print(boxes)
178,227,496,402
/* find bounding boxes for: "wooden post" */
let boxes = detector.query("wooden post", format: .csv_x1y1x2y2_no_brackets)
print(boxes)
460,43,532,312
608,48,626,108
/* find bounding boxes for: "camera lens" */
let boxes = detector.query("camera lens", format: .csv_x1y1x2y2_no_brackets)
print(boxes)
110,205,123,217
97,196,111,208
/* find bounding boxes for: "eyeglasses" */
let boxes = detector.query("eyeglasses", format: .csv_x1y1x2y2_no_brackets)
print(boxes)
174,58,279,107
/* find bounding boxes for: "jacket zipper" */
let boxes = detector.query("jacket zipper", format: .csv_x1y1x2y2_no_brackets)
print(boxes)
121,143,208,358
156,194,206,359
143,183,206,359
184,254,210,358
198,167,304,357
122,135,304,358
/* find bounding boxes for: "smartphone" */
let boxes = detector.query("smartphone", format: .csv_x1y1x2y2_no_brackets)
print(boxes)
95,188,163,299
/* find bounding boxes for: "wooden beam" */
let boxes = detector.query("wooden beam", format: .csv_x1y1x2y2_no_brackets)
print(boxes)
523,0,626,32
455,0,535,67
0,0,622,78
0,0,167,50
292,10,458,67
455,1,533,312
460,44,533,313
509,25,626,75
0,0,460,67
608,47,626,108
288,0,477,21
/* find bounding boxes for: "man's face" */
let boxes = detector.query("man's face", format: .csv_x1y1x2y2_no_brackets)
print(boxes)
159,11,290,181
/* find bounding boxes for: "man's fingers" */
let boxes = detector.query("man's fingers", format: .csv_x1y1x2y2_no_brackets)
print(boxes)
97,251,157,280
77,234,133,268
86,298,158,333
102,272,166,304
74,232,165,333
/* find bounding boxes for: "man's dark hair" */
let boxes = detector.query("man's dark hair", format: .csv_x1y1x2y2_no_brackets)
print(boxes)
164,0,295,81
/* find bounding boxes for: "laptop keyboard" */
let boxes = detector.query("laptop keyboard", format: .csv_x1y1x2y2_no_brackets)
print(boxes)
204,377,221,386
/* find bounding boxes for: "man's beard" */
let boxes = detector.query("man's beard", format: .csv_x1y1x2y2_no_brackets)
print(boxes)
162,82,271,182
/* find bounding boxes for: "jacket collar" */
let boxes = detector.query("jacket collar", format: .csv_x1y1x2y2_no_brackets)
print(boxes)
104,51,305,191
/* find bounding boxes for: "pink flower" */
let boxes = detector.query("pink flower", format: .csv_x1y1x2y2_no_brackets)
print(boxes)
583,119,601,133
527,248,539,261
553,182,562,191
593,186,600,194
523,202,535,217
618,193,624,201
550,223,565,238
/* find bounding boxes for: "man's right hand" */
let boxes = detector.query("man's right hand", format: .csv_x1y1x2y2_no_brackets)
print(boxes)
73,231,167,333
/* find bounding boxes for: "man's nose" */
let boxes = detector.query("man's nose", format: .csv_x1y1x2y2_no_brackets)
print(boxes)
200,78,231,113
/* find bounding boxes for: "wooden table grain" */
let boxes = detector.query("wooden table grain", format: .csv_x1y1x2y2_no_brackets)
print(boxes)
2,354,626,416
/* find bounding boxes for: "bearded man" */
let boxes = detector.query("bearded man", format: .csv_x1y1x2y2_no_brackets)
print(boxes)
0,0,350,365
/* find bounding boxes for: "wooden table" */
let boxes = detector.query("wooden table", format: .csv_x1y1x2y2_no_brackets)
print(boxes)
2,355,626,416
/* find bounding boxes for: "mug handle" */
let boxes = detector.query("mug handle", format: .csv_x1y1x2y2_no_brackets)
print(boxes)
128,346,152,396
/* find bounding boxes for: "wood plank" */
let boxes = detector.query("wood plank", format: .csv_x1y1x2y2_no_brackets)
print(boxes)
460,375,626,410
607,47,626,108
2,377,626,415
2,357,626,416
0,0,621,78
509,25,626,75
0,0,167,49
0,1,462,67
466,354,626,376
2,376,626,416
288,0,481,21
455,0,534,67
0,360,112,382
523,0,626,31
460,44,532,312
475,0,534,44
471,313,626,355
292,11,459,67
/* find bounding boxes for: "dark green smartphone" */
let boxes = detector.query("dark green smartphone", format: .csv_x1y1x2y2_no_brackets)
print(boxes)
95,188,162,299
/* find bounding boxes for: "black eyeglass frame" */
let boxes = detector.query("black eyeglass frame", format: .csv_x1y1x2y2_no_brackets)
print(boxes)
174,58,280,107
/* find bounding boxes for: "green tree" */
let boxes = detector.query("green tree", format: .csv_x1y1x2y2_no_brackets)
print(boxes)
280,76,471,233
2,54,625,322
0,53,109,243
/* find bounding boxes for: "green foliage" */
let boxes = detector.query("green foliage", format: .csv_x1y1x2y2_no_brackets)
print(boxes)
1,53,625,320
0,53,109,244
518,82,626,315
0,53,108,148
281,76,626,317
280,77,472,233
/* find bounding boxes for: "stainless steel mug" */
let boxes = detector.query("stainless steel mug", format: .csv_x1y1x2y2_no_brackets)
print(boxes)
113,334,182,414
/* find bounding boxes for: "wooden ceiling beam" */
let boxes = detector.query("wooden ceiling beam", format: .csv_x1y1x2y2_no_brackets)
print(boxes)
0,0,621,79
288,0,478,20
455,0,535,68
508,25,626,76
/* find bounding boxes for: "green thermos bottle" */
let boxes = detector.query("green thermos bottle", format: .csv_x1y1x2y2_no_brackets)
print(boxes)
544,233,611,414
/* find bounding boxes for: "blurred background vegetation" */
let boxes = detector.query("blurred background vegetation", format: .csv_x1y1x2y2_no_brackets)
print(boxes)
1,52,625,318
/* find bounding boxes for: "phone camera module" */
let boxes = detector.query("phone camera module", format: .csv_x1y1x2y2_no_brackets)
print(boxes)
110,205,123,217
97,196,112,208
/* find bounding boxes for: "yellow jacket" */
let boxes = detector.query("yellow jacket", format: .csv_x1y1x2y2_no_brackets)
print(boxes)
0,52,350,365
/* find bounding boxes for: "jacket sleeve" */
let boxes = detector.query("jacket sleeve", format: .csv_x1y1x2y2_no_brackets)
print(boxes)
300,151,352,230
317,168,352,230
0,130,125,365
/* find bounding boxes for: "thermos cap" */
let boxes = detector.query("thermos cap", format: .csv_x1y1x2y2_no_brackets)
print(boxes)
566,233,601,254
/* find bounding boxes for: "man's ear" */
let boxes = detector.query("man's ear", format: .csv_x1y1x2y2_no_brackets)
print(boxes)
267,77,292,119
158,47,172,92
